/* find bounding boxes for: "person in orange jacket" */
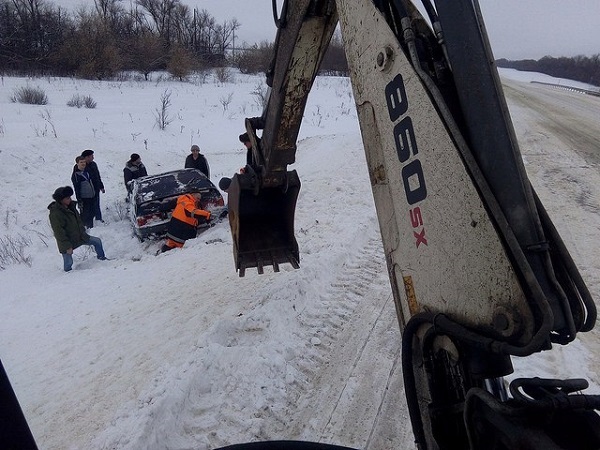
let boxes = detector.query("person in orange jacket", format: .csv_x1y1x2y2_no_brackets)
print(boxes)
160,193,211,252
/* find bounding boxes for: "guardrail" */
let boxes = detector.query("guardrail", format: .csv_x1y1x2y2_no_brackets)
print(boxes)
531,80,600,97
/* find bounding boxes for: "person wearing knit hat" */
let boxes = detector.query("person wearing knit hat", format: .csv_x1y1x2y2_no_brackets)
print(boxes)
123,153,148,194
239,131,263,167
48,186,107,272
80,149,105,223
239,132,253,166
218,132,260,194
184,144,210,178
71,155,95,228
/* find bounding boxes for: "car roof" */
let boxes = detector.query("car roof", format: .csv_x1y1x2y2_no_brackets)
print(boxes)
134,169,213,202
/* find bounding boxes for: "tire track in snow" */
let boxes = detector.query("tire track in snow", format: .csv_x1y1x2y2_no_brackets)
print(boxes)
254,233,411,449
206,232,389,448
162,227,403,450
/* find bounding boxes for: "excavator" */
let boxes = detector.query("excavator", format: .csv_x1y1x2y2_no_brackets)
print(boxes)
221,0,600,448
0,1,598,449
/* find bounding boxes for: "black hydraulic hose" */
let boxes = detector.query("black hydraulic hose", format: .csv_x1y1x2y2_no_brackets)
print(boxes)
272,0,288,28
465,385,600,448
371,0,407,43
474,384,600,414
532,187,597,332
402,313,432,450
464,387,531,449
402,313,497,450
420,0,439,23
392,0,409,17
510,377,589,400
266,0,288,87
525,394,600,411
373,0,409,20
433,312,550,357
403,304,595,447
403,311,595,449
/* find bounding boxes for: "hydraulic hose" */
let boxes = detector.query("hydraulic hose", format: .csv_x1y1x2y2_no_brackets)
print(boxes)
272,0,289,28
532,187,597,333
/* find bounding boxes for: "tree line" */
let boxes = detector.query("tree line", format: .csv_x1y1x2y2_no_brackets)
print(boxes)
0,0,350,80
0,0,241,79
497,55,600,88
236,31,348,77
2,0,598,85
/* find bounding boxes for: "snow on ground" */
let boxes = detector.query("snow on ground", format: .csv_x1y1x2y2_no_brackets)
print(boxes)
0,68,599,449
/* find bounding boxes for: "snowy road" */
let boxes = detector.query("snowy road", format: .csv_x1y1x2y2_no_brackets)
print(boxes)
502,79,600,392
503,80,600,167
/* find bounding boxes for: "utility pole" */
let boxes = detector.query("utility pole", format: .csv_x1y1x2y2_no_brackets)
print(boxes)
232,28,236,59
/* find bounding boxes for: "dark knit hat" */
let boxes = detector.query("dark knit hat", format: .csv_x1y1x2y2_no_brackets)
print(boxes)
52,186,74,202
81,149,94,157
219,177,232,191
129,153,141,163
239,132,250,143
191,144,200,152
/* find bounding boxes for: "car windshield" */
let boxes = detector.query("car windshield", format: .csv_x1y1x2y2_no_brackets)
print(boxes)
135,169,209,203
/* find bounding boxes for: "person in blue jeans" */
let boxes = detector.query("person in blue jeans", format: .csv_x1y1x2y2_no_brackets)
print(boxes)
48,186,107,272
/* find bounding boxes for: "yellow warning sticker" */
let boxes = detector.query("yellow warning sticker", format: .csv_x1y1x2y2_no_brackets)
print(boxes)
403,275,419,315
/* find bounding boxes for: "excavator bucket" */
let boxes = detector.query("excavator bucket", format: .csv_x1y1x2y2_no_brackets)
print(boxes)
226,170,301,277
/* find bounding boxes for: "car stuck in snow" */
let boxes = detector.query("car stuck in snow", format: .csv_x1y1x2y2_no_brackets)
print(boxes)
128,168,227,241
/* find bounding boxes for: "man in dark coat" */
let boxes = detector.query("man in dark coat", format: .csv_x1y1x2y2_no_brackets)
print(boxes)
81,149,105,222
184,144,210,178
71,156,95,229
48,186,107,272
218,132,258,192
239,132,253,166
123,153,148,193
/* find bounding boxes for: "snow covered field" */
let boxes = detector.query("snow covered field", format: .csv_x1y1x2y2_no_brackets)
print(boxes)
0,67,599,449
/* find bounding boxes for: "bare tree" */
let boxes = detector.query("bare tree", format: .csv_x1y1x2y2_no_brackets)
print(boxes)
130,32,166,80
191,8,217,56
170,3,192,46
154,89,172,130
215,18,240,54
65,9,122,79
4,0,67,71
320,30,348,75
136,0,180,46
94,0,123,27
235,40,274,75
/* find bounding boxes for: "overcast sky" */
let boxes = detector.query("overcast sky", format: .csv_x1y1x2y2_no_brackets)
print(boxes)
59,0,599,60
197,0,599,60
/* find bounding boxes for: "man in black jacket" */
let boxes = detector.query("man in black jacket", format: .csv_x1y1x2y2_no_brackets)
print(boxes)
123,153,148,194
81,149,105,223
184,144,210,178
239,132,253,166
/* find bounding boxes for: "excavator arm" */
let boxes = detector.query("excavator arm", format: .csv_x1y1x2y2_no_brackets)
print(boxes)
226,0,339,276
224,0,600,448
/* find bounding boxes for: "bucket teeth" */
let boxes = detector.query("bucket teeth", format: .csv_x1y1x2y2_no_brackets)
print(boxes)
236,249,299,278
